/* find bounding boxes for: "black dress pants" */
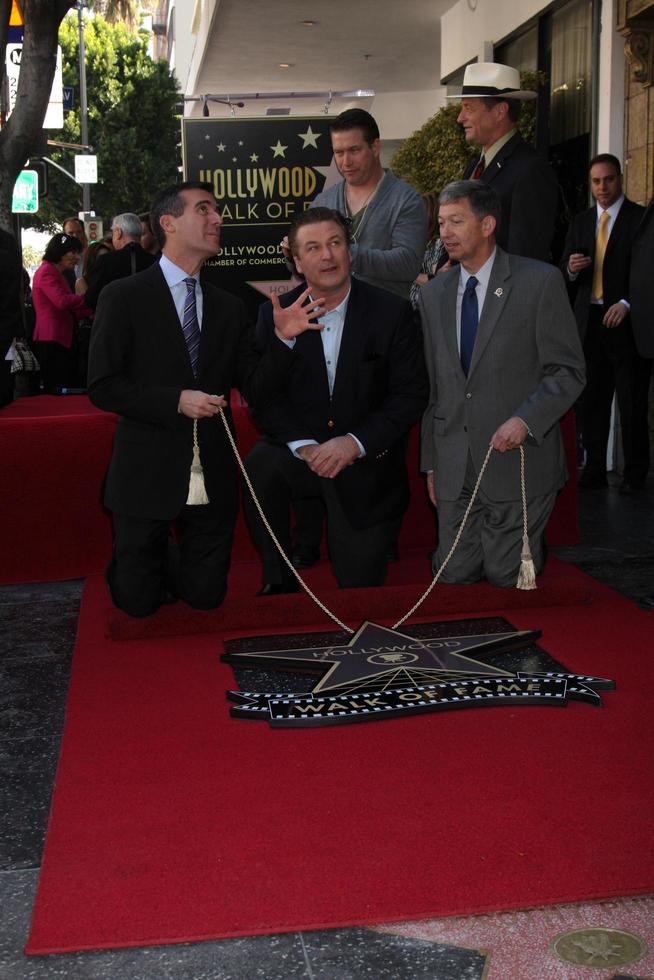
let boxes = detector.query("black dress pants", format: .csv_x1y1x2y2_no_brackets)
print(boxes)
582,306,651,483
244,441,393,589
108,503,235,617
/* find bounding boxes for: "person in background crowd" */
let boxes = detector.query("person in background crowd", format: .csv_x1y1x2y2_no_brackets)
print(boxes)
452,63,559,262
0,226,24,408
62,217,88,287
73,237,114,386
139,213,160,256
410,191,448,308
419,181,585,587
312,108,427,299
32,234,92,393
562,154,648,493
85,212,156,309
75,237,114,295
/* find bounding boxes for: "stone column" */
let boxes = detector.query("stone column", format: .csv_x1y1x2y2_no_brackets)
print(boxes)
617,0,654,203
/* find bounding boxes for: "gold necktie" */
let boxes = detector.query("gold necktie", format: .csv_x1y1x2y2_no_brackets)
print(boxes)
592,210,610,301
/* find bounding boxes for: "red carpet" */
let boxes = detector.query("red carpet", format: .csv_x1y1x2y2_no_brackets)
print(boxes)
26,563,654,955
107,554,593,640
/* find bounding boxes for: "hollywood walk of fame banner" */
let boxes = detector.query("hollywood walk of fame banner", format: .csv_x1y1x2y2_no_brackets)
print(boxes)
182,116,336,318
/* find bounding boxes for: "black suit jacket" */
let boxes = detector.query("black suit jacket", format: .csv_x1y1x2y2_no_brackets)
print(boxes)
629,197,654,359
561,197,645,342
463,132,558,261
251,278,429,528
85,241,157,309
88,262,292,520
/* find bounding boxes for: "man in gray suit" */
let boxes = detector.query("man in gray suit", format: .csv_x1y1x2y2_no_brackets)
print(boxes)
419,181,585,587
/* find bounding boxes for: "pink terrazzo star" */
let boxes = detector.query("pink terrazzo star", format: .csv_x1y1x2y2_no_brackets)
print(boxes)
372,895,654,978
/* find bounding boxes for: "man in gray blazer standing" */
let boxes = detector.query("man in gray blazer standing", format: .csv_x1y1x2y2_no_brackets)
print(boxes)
418,181,585,587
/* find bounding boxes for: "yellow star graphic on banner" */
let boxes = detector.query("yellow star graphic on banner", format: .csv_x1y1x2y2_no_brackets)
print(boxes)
298,125,321,149
250,153,259,162
217,142,226,152
271,140,288,158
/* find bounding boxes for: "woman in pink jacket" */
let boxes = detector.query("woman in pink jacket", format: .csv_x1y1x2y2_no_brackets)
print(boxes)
32,234,92,392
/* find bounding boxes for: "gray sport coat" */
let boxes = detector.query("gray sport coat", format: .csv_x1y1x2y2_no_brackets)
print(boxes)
418,248,585,502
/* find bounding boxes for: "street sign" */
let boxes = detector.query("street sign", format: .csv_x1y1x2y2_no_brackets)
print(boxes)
12,170,38,214
75,155,98,183
63,86,75,112
8,0,23,41
5,44,63,128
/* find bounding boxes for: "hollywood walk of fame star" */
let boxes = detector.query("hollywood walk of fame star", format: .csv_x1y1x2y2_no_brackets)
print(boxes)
222,621,541,697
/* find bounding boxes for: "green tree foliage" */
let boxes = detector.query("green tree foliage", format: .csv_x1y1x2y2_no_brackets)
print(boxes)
390,71,543,194
27,12,179,229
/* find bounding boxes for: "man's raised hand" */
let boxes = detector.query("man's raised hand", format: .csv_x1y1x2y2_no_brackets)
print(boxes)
272,287,326,340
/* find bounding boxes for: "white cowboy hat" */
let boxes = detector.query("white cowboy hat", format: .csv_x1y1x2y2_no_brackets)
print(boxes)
447,62,537,101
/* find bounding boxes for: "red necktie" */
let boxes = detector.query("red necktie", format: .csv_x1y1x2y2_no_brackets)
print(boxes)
472,156,485,179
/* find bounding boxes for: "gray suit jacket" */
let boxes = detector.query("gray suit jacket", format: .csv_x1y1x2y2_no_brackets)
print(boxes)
418,248,585,502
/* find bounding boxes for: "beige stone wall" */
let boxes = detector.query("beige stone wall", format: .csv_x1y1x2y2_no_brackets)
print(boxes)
618,0,654,203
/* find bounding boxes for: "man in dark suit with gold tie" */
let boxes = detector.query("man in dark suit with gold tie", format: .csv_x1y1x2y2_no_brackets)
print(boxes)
562,154,649,492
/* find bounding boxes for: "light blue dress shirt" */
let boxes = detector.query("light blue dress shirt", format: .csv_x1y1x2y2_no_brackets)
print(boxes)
286,288,365,458
456,248,496,353
159,254,203,328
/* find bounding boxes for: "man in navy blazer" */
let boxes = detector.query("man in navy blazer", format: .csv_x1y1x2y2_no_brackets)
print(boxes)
88,182,298,617
562,154,648,492
245,207,428,594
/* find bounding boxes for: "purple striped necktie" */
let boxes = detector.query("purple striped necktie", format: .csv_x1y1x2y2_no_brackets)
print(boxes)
182,276,201,377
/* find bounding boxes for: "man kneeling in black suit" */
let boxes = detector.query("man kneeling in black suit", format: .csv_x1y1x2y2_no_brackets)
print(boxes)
245,207,428,595
89,182,302,617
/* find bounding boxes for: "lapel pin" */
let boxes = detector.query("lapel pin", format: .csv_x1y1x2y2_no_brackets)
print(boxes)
494,287,503,298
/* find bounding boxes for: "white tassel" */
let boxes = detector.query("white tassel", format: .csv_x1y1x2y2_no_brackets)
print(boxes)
186,419,209,505
516,532,537,590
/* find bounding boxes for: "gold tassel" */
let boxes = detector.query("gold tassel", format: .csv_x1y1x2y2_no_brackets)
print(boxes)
186,419,209,505
516,532,537,590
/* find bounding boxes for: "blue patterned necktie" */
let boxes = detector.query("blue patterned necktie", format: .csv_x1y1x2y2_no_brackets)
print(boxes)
182,277,201,377
460,275,479,376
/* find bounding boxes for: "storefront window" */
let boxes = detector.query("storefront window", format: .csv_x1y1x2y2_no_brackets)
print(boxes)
549,0,593,145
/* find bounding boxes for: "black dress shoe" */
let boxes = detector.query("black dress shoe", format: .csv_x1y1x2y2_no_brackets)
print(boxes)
256,581,300,597
291,548,319,569
578,469,608,489
638,594,654,610
619,480,645,495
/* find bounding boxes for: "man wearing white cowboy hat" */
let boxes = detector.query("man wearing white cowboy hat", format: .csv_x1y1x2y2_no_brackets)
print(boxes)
450,62,559,262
